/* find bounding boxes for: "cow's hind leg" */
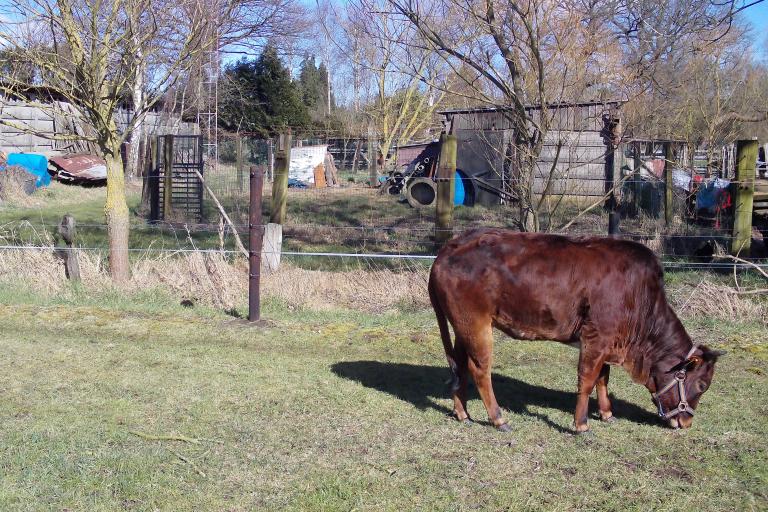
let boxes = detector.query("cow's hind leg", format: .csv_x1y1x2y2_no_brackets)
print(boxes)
465,324,510,432
596,364,615,423
451,339,471,424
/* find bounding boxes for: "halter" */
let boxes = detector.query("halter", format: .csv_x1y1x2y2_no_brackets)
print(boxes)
652,345,698,420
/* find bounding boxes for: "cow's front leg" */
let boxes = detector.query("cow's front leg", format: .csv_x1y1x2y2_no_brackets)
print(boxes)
596,364,615,422
574,350,605,433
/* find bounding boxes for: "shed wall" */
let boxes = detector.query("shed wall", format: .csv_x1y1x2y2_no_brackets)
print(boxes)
0,99,198,156
449,106,609,205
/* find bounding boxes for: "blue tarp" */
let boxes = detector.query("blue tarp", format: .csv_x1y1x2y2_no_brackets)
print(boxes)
5,153,51,188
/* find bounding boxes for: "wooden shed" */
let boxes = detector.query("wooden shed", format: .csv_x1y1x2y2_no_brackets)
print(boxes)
440,101,622,206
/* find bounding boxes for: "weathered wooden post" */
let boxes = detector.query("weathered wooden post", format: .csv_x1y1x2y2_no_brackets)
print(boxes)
236,134,244,192
602,114,621,235
435,133,457,244
663,142,674,227
249,165,264,322
270,131,291,225
55,214,80,281
163,134,174,220
148,136,159,222
267,139,275,182
731,139,758,256
368,134,378,187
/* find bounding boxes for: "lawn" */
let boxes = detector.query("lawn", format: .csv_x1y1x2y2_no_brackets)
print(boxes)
0,284,765,511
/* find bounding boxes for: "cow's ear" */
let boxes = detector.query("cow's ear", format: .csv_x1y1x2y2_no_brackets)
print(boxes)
701,346,726,362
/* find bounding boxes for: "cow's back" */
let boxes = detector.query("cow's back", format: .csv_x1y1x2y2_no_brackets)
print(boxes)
429,229,666,345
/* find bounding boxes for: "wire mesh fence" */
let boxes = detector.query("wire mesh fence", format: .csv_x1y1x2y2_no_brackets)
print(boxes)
0,132,766,279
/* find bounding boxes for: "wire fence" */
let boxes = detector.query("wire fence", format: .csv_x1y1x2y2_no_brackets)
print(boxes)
0,133,766,279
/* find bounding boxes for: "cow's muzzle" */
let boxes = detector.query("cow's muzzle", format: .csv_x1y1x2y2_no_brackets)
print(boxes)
653,370,695,426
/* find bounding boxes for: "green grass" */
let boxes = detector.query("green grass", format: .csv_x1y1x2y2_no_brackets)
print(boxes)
0,284,766,511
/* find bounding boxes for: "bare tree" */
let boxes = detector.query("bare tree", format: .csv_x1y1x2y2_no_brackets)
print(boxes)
386,0,753,230
334,0,447,168
0,0,297,282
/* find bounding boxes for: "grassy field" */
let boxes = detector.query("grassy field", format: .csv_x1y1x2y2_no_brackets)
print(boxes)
0,174,766,510
0,282,766,511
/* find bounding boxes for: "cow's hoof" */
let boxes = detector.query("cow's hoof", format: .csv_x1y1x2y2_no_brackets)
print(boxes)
575,428,594,436
496,422,513,433
573,424,592,435
601,415,617,424
461,418,474,427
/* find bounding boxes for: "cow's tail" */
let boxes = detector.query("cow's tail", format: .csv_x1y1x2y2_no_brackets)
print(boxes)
428,273,460,394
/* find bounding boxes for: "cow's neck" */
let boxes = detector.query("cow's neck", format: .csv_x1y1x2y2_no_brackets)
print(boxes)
629,304,694,389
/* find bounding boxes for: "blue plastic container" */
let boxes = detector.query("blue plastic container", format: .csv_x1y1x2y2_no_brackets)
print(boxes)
454,170,466,206
6,153,51,188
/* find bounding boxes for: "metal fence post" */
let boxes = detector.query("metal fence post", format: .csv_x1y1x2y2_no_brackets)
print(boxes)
249,165,264,322
731,139,758,256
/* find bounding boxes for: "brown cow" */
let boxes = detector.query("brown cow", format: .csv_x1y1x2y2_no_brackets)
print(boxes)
428,229,723,433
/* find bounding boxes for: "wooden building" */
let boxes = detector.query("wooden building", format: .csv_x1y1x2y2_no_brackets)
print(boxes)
439,101,622,206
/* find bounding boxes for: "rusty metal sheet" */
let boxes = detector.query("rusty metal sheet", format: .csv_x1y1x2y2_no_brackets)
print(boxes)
50,154,107,182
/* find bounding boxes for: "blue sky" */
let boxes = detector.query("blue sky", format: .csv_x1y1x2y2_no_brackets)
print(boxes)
744,1,768,56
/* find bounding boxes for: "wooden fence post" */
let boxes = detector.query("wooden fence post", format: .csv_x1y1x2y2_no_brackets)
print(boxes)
55,214,80,281
236,134,244,192
270,131,291,225
731,139,758,256
144,135,158,218
368,134,378,187
435,133,457,244
267,139,274,182
163,134,174,220
664,142,674,226
602,114,622,235
249,165,264,322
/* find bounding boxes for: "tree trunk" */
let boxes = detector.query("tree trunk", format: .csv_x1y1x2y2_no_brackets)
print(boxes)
126,56,145,178
105,149,131,283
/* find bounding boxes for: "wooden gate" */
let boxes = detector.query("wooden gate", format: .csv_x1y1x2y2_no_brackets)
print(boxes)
150,135,204,222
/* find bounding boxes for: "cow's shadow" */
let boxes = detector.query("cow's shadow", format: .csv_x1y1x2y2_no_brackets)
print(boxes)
331,361,660,432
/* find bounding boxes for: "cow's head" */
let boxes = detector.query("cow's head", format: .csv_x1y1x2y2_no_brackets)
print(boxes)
651,345,724,429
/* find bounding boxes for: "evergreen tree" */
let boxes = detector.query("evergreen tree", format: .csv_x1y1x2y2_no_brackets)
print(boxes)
297,54,334,121
219,46,309,135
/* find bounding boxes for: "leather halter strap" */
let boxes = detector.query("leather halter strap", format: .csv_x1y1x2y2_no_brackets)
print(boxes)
652,345,698,420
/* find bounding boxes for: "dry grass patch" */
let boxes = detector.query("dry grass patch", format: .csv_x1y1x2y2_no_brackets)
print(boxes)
1,246,765,322
0,248,430,312
671,280,768,324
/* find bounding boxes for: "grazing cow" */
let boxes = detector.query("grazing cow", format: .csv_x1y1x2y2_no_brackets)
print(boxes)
428,229,723,432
